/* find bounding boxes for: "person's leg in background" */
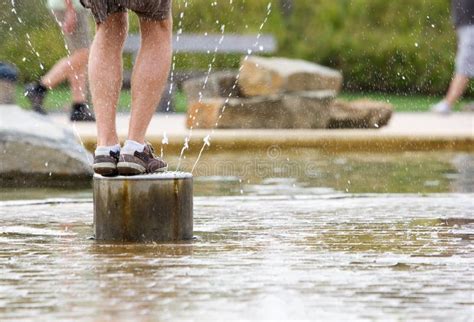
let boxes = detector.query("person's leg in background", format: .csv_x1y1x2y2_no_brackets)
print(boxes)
432,26,473,114
40,48,94,120
89,12,128,176
25,9,94,120
445,74,470,106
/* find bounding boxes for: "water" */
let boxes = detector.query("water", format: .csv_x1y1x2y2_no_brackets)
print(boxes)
176,1,274,170
0,151,473,320
0,195,472,321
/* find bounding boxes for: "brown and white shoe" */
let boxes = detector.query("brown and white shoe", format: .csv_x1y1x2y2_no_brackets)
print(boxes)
117,143,168,176
93,150,120,176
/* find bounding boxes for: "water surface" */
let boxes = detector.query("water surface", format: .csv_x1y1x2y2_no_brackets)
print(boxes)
0,151,473,320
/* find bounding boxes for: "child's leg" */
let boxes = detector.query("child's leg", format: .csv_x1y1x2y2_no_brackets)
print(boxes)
127,16,172,144
41,48,88,102
89,12,128,146
445,74,469,107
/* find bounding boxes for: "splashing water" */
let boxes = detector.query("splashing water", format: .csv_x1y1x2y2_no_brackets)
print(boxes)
159,1,188,160
176,10,228,170
10,0,45,71
50,9,92,162
160,132,169,158
190,2,273,173
11,1,92,163
191,134,211,173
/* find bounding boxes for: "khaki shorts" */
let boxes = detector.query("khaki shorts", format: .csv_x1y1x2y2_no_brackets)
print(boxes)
80,0,171,23
53,9,91,53
456,25,474,78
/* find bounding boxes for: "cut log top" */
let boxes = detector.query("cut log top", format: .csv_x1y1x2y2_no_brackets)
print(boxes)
94,172,193,181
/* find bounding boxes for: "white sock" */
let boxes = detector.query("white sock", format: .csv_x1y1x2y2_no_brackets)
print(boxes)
122,140,145,155
95,144,121,156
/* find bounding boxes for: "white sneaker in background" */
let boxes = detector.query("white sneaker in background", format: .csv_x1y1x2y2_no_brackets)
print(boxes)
431,101,452,115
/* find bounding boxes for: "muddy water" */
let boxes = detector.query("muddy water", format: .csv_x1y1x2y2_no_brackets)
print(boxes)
0,151,473,320
0,194,472,321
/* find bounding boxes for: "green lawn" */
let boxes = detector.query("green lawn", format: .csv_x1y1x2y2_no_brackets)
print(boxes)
16,85,470,113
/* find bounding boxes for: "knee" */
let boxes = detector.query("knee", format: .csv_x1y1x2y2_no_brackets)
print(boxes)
140,16,172,41
97,12,129,46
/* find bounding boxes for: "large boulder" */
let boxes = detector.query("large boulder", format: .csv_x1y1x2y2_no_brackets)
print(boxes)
239,56,343,97
186,91,335,129
328,99,393,129
182,71,243,104
0,105,93,187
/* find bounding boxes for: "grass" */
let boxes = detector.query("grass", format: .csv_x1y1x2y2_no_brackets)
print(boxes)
16,85,470,114
16,85,189,113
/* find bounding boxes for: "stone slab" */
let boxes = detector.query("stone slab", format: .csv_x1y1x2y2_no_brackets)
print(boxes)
187,91,336,129
47,112,474,153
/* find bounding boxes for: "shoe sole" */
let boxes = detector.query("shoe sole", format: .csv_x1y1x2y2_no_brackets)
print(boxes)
93,162,118,177
117,162,146,176
117,162,168,176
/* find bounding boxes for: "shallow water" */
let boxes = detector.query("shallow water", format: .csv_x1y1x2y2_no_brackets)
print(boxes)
0,194,473,321
0,151,473,321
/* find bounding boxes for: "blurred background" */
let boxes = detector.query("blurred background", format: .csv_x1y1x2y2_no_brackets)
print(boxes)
1,0,472,112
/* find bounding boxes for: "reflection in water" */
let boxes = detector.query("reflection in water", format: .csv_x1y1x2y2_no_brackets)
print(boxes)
2,151,471,201
0,194,472,320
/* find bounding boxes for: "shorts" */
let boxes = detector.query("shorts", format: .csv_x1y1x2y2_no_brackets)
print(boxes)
80,0,171,23
456,25,474,78
52,10,91,53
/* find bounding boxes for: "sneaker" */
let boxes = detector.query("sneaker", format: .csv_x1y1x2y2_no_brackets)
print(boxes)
93,150,120,176
117,143,168,176
70,103,96,122
431,101,451,115
25,82,48,115
32,105,48,115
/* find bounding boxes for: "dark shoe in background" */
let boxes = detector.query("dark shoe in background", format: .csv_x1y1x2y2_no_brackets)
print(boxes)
32,105,48,115
117,143,168,176
70,102,96,122
25,81,48,115
93,150,120,176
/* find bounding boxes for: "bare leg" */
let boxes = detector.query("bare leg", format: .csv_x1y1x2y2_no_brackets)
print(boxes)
127,16,172,144
445,74,469,107
41,48,89,102
89,12,128,146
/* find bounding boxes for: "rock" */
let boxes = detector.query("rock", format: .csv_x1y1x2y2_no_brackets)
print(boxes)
328,99,393,129
462,103,474,113
186,90,335,129
182,71,243,104
283,91,335,129
239,56,343,97
0,105,93,187
0,81,15,105
0,62,18,105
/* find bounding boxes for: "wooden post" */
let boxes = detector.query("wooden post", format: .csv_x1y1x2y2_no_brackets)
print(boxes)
93,172,193,242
